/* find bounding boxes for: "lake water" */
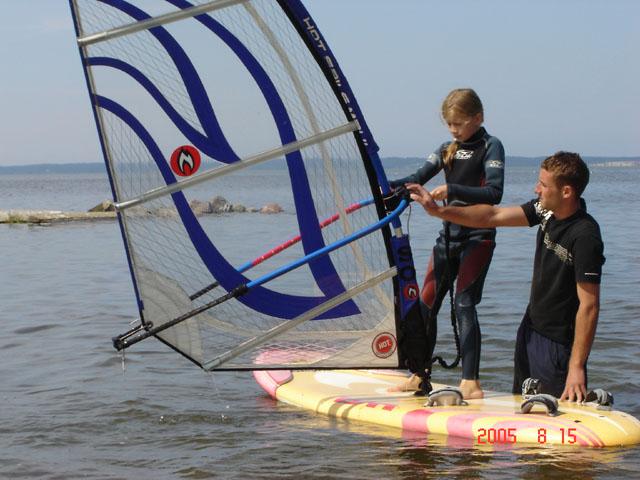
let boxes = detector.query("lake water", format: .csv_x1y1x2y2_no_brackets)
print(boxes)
1,164,639,479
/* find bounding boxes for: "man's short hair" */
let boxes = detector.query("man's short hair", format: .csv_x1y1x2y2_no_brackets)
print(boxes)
541,151,590,196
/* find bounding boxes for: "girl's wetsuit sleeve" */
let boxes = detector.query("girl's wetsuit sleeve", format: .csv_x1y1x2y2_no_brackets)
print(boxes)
446,136,505,206
388,144,447,189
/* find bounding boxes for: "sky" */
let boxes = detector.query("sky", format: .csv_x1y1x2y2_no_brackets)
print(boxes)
0,0,638,166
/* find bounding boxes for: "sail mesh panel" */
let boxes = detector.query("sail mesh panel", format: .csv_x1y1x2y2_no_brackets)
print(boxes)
73,0,398,369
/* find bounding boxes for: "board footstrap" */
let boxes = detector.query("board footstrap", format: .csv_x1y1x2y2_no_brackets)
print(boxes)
583,389,614,410
520,394,559,416
425,387,467,407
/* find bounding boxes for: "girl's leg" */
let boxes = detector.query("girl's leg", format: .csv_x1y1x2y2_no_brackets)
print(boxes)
455,238,495,398
422,236,457,365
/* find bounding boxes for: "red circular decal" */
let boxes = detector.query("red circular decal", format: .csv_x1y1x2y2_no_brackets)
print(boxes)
372,332,397,358
170,145,201,177
403,283,419,300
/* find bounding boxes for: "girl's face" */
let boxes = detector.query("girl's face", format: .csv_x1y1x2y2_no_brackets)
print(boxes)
444,111,483,142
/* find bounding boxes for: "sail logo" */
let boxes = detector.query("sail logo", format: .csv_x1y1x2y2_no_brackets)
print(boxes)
372,332,397,358
170,145,201,177
403,283,419,300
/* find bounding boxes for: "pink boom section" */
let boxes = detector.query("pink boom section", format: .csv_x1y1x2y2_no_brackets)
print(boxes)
249,201,368,267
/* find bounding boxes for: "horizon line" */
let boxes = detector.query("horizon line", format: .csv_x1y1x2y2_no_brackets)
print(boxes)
2,154,640,170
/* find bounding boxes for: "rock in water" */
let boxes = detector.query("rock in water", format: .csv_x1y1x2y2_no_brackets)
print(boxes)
88,200,115,212
260,203,283,214
210,196,231,213
189,199,212,215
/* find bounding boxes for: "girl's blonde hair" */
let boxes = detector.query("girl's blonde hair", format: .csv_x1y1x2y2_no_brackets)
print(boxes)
441,88,484,169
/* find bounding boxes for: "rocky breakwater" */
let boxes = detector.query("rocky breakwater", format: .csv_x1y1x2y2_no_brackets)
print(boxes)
0,196,283,224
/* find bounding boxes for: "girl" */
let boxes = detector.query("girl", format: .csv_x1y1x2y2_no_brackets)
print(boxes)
391,88,505,399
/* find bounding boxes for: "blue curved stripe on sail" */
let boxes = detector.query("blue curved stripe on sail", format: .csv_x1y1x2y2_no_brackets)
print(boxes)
97,0,237,161
88,56,230,160
96,0,354,312
97,95,358,319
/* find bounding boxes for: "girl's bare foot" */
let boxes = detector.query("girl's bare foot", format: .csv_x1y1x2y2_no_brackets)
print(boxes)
460,379,484,399
388,374,422,392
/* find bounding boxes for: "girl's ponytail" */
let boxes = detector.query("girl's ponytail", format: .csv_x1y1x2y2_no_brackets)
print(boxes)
443,142,459,170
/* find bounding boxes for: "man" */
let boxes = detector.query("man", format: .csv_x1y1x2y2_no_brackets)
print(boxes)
405,151,605,402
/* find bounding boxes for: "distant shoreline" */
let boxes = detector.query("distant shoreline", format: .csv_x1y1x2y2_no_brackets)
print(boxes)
1,156,639,175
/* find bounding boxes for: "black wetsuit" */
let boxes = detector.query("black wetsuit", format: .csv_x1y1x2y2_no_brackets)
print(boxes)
391,127,505,380
513,199,605,396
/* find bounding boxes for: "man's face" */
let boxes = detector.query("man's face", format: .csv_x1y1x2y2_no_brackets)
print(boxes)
535,168,563,211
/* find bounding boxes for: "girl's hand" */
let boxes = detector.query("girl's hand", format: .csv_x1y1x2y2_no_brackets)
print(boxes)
430,184,448,201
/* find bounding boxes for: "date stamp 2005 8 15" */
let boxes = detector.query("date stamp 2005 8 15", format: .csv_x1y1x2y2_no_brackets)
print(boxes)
476,427,578,445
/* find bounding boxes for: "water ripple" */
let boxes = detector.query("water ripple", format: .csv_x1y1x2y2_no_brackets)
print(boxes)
13,324,60,334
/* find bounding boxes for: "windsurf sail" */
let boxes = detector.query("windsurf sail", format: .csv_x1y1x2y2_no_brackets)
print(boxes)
69,0,430,374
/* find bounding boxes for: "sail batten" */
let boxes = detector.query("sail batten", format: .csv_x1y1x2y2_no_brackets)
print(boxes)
203,267,397,370
77,0,249,46
114,120,359,210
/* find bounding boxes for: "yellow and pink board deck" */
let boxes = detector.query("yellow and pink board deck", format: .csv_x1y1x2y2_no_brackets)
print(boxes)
254,369,640,447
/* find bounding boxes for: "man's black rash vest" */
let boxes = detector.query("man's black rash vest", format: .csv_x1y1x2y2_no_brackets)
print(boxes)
391,127,505,239
521,198,605,344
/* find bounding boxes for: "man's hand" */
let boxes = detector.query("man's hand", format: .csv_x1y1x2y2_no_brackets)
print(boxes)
560,365,588,402
405,183,438,213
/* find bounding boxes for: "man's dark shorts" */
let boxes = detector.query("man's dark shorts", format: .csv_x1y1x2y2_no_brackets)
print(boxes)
512,312,582,398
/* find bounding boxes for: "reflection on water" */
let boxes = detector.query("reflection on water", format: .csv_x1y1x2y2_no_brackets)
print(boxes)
394,441,632,480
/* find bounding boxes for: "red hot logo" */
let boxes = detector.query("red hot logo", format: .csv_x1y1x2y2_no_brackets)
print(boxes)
372,333,397,358
403,283,419,300
170,145,201,177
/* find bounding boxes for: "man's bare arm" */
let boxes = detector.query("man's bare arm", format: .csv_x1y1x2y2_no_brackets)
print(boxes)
560,282,600,402
405,183,529,227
